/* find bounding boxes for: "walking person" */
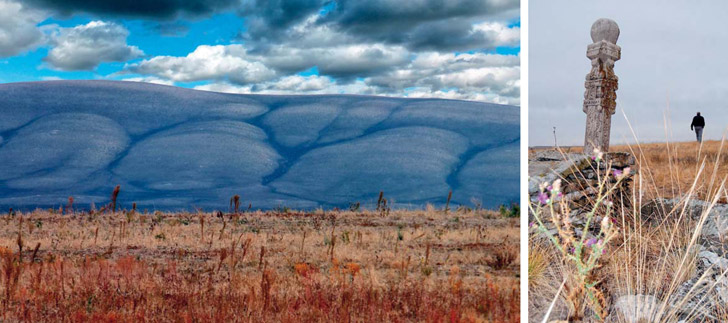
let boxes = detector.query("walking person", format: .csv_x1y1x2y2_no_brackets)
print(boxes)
690,112,705,142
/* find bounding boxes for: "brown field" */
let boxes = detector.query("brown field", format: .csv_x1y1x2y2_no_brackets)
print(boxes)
0,207,519,322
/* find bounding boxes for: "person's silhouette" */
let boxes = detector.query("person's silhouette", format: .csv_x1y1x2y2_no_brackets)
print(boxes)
690,112,705,142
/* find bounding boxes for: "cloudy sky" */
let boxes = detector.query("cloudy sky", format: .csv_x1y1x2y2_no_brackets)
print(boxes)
0,0,520,105
531,1,728,146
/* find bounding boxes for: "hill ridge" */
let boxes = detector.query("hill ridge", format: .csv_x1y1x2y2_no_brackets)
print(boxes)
0,80,519,210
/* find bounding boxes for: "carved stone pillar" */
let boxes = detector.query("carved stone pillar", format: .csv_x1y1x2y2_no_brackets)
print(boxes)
583,18,620,153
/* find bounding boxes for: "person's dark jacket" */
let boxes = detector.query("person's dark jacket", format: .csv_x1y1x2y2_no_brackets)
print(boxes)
691,115,705,130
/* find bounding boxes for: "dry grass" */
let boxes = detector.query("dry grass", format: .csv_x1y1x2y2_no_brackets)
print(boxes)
531,140,728,200
611,140,728,201
0,207,519,322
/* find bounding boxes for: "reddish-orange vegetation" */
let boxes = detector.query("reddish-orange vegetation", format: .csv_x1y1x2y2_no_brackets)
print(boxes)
0,208,519,322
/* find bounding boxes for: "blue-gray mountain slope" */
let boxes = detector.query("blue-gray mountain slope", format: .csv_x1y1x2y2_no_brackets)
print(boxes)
0,80,519,210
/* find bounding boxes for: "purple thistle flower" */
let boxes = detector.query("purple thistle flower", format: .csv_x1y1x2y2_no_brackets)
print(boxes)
538,192,549,205
613,169,623,177
586,238,597,247
529,222,534,227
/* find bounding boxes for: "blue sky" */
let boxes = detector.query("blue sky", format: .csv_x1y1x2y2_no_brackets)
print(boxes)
0,0,521,104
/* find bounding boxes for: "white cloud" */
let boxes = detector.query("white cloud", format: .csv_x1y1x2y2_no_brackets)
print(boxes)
0,0,520,106
472,22,520,47
262,43,410,77
412,51,519,70
126,11,519,105
368,52,521,104
127,45,276,84
45,21,143,71
267,75,331,92
242,0,520,52
121,76,175,86
282,14,353,48
187,52,521,105
194,62,520,105
0,0,45,58
433,67,519,91
195,75,376,95
404,88,514,105
127,42,410,84
194,82,251,94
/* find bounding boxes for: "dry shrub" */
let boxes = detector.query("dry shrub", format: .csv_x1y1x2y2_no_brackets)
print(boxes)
1,247,21,311
487,246,518,270
110,185,120,212
528,240,551,289
0,255,518,322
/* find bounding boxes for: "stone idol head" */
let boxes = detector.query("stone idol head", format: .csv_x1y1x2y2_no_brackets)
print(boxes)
590,18,620,44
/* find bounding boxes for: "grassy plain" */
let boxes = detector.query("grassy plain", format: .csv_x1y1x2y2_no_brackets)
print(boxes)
531,140,728,199
0,207,519,322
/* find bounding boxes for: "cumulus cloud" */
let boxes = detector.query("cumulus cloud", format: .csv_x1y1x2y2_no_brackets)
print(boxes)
127,45,276,84
189,51,520,104
242,0,519,52
196,75,334,94
195,75,377,95
262,43,410,77
121,76,175,86
45,21,143,70
326,0,518,28
403,88,511,104
0,0,45,57
473,21,520,45
405,20,520,52
368,52,520,104
264,74,334,92
228,4,520,100
22,0,240,19
126,42,409,83
4,0,520,105
124,6,521,103
240,0,325,41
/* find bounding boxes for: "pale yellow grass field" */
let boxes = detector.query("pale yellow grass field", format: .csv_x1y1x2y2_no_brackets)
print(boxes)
0,208,519,322
531,140,728,200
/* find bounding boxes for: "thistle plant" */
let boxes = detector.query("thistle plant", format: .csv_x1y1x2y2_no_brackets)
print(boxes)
530,149,630,321
110,185,120,213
